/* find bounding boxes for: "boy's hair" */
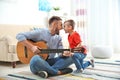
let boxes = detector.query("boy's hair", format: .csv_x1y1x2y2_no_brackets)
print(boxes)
49,16,62,25
64,19,75,29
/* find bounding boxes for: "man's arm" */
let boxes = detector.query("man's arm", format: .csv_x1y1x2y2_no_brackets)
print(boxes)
16,31,42,54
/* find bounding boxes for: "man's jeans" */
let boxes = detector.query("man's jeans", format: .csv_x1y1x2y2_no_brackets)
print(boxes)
72,53,91,70
30,55,73,75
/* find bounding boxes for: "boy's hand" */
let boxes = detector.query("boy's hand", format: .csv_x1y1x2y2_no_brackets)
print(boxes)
63,51,73,57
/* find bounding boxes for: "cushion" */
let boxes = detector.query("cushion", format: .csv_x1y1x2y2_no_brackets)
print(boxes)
91,45,113,59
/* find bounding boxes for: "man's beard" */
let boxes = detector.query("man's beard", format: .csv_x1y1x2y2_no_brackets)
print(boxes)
56,30,59,35
54,27,59,35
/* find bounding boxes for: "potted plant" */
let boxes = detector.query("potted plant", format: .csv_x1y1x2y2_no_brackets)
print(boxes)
53,7,60,11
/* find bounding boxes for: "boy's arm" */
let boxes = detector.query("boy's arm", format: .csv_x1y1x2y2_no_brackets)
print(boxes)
76,43,82,48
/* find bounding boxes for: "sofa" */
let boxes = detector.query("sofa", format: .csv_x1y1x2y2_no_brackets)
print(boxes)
0,24,43,68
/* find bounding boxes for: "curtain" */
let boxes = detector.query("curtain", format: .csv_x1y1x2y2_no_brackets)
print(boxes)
109,0,120,53
72,0,120,53
71,0,88,45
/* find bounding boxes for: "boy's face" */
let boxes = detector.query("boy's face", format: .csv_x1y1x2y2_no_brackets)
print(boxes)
64,22,71,33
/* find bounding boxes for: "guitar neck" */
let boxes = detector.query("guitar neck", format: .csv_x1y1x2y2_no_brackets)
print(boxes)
39,49,71,53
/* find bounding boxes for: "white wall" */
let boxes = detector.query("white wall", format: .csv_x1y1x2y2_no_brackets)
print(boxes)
0,0,72,26
0,0,48,26
49,0,71,16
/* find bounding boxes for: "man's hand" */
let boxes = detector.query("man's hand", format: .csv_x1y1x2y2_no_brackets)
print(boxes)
31,46,41,54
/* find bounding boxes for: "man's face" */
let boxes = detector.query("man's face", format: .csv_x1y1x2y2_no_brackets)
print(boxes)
50,20,62,35
57,20,63,30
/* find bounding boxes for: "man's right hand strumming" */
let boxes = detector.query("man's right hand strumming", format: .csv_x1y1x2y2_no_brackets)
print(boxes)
31,46,41,54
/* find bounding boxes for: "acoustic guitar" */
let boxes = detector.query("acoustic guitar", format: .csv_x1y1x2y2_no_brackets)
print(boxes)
17,40,85,64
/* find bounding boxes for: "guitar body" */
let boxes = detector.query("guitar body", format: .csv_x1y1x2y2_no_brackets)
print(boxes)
17,40,48,64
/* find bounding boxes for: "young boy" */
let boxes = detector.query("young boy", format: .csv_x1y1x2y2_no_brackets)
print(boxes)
63,19,94,73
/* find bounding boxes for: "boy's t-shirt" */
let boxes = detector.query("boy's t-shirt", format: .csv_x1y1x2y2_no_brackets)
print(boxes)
68,31,87,54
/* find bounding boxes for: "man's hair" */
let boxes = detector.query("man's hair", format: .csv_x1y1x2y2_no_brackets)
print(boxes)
64,19,75,29
49,16,62,25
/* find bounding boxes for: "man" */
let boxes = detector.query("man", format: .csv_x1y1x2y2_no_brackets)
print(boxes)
16,16,73,78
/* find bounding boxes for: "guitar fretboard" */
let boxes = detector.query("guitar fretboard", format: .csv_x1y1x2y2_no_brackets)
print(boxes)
39,49,71,53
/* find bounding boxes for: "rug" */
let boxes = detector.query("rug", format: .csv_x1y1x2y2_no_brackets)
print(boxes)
7,63,120,80
0,77,5,80
7,71,94,80
85,58,120,65
0,76,18,80
84,63,120,80
5,59,120,80
94,59,120,65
